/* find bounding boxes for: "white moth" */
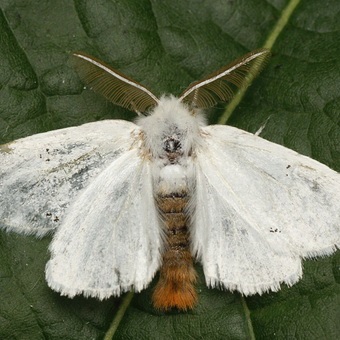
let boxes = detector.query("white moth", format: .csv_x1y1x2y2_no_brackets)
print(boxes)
0,49,339,311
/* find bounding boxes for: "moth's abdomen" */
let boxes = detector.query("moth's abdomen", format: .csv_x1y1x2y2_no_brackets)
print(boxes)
153,166,197,310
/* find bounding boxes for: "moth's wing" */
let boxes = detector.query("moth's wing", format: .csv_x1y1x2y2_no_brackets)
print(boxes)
0,120,138,236
193,125,339,295
46,149,163,299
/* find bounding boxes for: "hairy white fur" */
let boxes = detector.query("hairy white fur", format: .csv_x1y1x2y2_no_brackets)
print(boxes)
137,96,206,158
139,96,201,198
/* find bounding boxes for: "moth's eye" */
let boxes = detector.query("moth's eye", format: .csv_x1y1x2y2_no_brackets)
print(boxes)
164,137,181,153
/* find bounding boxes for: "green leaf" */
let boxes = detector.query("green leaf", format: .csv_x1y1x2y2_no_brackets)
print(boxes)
0,0,339,339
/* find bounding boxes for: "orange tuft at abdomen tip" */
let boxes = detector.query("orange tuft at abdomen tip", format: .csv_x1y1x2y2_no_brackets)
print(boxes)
152,264,198,311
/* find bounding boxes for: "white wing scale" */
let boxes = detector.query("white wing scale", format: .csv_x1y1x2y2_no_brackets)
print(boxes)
46,149,163,298
193,125,339,295
0,120,137,236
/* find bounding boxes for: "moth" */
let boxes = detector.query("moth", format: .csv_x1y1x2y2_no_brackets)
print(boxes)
0,49,339,311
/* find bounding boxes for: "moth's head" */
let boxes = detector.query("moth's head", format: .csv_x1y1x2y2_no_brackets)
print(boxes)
136,96,206,158
72,50,271,160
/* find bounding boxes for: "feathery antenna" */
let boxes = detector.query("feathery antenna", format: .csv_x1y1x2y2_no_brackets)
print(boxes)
179,49,271,109
72,52,159,115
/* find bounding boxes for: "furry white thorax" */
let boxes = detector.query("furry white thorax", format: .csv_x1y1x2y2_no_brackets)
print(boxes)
137,96,205,195
155,162,195,195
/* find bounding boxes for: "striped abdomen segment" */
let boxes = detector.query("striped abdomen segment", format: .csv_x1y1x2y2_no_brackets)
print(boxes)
152,193,197,310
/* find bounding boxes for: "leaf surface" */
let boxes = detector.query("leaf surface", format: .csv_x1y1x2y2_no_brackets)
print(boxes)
0,0,339,339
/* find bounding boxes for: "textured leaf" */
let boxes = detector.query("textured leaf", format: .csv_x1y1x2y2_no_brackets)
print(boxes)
0,0,339,339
